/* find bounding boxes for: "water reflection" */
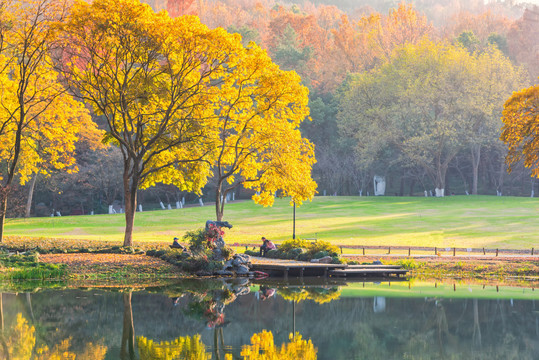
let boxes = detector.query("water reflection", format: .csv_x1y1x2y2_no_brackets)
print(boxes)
0,279,536,359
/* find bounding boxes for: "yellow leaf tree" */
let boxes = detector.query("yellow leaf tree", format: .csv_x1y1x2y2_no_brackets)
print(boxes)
500,84,539,176
0,0,95,242
58,0,249,246
240,330,317,360
210,40,316,221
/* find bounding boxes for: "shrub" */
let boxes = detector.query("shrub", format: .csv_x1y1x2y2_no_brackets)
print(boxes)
398,258,418,269
313,251,329,259
265,249,281,258
244,250,259,257
288,248,304,258
308,241,339,257
279,239,310,252
183,228,207,254
220,246,234,260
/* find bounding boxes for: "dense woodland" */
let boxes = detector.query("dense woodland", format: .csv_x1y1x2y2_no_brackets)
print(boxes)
4,0,539,218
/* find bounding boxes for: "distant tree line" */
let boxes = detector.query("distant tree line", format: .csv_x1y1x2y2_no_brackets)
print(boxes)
5,0,539,223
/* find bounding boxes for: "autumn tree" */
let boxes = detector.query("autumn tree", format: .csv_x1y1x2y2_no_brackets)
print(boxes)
58,0,239,246
210,41,315,221
0,0,95,242
507,5,539,80
500,84,539,178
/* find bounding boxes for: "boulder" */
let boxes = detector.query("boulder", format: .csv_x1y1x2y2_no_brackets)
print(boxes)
215,270,234,276
235,264,250,275
311,256,333,264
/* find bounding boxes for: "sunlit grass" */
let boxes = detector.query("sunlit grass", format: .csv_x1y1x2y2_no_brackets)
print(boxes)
4,195,539,249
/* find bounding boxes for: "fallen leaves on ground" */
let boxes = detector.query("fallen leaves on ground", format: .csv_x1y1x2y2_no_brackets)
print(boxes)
40,253,183,279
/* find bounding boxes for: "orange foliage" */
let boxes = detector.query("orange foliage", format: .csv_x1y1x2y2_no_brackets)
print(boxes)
507,6,539,79
444,10,512,42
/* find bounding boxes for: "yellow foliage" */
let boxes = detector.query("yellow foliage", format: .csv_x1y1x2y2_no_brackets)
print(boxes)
277,287,341,304
240,330,317,360
500,84,539,176
35,339,76,360
3,313,36,360
0,0,100,187
137,334,211,360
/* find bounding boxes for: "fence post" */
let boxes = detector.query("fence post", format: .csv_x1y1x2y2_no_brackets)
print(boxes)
408,247,411,256
340,246,343,255
388,247,391,254
483,248,485,255
362,247,365,255
532,248,535,256
435,247,437,255
496,248,499,257
453,248,456,256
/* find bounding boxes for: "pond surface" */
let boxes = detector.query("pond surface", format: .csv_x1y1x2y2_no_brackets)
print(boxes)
0,279,537,359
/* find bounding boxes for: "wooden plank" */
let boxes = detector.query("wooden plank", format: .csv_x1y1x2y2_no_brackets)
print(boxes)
347,265,402,269
329,268,408,277
251,263,346,270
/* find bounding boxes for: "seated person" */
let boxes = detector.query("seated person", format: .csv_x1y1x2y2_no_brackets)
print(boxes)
170,237,186,250
259,237,276,256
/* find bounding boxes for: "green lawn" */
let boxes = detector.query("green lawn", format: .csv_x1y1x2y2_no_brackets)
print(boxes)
4,195,539,249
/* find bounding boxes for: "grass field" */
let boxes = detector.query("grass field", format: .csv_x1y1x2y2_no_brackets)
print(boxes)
4,195,539,249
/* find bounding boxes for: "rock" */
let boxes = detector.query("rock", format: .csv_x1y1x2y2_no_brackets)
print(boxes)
232,257,243,266
195,270,212,277
223,260,233,270
234,286,250,296
215,270,234,276
235,264,250,275
311,256,332,264
318,256,333,264
234,253,251,263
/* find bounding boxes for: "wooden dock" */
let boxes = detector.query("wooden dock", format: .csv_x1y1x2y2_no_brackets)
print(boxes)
250,257,408,278
329,266,409,278
251,261,346,278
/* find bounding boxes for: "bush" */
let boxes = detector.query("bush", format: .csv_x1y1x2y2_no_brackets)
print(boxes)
288,248,304,258
183,228,208,254
265,249,281,258
398,258,418,269
313,251,329,259
279,239,310,252
220,246,234,260
244,250,259,257
308,241,339,257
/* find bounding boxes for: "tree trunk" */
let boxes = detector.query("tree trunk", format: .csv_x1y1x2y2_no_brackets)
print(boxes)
471,144,481,195
408,179,416,196
0,293,3,332
25,173,38,218
435,166,446,197
0,189,8,243
120,292,135,360
123,172,138,247
215,181,223,221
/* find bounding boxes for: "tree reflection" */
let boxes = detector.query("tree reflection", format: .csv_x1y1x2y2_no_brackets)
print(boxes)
121,291,136,360
137,334,211,359
0,311,106,359
276,286,341,304
137,330,318,360
240,330,317,360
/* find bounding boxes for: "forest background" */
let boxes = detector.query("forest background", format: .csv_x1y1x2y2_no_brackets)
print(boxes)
6,0,539,218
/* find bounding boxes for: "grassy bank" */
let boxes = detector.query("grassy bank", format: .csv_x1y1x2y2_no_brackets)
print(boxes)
4,195,539,249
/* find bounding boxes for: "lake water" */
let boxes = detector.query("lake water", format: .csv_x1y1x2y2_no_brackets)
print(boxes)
0,279,537,359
